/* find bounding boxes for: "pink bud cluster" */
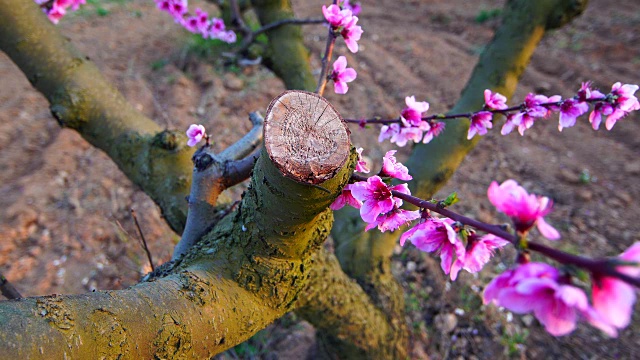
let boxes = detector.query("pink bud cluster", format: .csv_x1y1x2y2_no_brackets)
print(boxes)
331,152,512,280
487,180,560,240
35,0,86,24
155,0,236,43
371,82,639,146
484,242,640,337
322,3,363,53
486,82,639,137
378,96,445,146
331,56,357,94
401,217,510,281
322,1,364,95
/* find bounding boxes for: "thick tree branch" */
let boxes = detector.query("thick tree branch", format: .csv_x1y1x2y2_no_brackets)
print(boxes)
297,247,406,360
251,0,317,91
0,91,354,358
0,0,195,233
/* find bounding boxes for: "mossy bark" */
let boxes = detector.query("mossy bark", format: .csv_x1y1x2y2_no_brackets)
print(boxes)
251,0,317,91
0,0,194,233
0,146,356,358
0,1,408,358
297,247,405,359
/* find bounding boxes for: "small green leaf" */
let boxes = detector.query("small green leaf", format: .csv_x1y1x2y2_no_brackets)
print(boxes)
442,192,460,207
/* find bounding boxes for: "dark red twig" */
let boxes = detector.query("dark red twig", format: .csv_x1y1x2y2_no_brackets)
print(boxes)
227,0,326,56
343,98,610,125
315,0,338,96
350,174,639,287
253,18,325,37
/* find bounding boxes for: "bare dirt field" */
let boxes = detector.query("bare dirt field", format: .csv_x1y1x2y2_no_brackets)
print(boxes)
1,0,638,358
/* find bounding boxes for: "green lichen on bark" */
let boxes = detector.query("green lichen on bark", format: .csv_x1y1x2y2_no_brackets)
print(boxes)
0,148,356,358
297,248,406,359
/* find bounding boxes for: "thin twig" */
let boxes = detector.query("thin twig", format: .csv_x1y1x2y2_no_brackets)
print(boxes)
232,15,325,56
315,0,338,96
315,33,337,95
131,209,155,272
229,0,251,37
350,173,640,288
0,272,22,299
342,97,611,125
393,190,639,287
253,18,325,37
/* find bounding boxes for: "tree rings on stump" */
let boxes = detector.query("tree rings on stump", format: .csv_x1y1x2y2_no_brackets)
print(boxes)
264,90,351,184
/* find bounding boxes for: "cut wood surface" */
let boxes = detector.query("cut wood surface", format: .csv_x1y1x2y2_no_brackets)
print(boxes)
264,90,350,184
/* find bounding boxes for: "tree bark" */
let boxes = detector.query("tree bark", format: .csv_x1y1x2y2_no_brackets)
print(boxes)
0,0,590,357
0,89,355,357
0,2,409,358
0,0,195,234
251,0,317,91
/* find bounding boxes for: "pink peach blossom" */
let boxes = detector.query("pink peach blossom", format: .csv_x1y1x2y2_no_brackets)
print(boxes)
47,3,66,24
378,124,399,143
558,98,589,131
422,121,445,144
467,111,493,139
365,209,420,232
341,16,363,53
330,184,362,210
355,147,370,173
391,126,423,147
331,56,357,94
484,89,508,110
449,234,510,281
591,242,640,331
484,262,617,337
350,177,408,223
341,0,361,16
400,217,460,274
604,82,640,130
322,4,352,28
400,96,430,126
186,124,206,147
524,93,553,118
378,123,424,147
588,101,613,130
381,150,412,180
487,180,560,240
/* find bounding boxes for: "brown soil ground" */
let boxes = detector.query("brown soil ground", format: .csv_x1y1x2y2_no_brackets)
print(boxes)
1,0,639,358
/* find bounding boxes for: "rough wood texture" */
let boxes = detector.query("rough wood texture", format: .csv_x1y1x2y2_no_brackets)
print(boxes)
264,90,350,184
